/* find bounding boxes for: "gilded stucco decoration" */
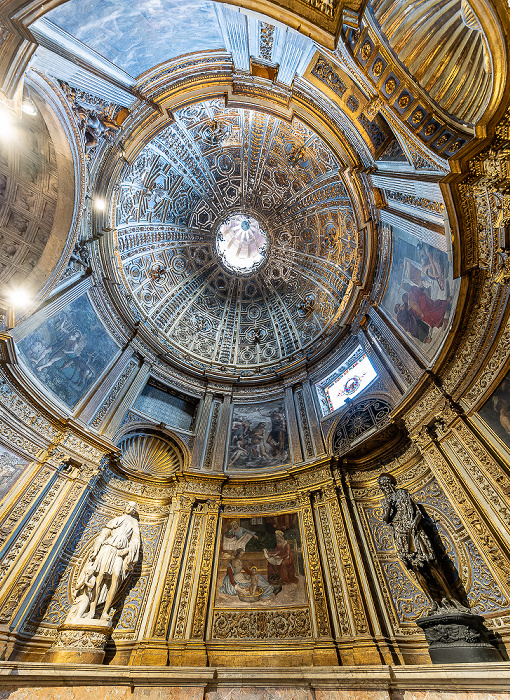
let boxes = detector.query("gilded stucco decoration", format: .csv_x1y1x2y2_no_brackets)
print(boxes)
118,432,183,480
369,0,492,125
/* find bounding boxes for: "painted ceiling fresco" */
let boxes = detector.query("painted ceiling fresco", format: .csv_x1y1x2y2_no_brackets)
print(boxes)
114,99,361,376
44,0,224,76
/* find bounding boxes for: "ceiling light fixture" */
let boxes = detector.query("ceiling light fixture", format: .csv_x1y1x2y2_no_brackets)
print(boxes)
21,89,38,116
92,196,106,211
5,287,31,309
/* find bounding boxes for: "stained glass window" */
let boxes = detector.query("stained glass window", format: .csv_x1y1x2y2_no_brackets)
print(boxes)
316,349,377,416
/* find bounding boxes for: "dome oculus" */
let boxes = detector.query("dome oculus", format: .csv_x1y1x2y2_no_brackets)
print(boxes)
216,214,268,275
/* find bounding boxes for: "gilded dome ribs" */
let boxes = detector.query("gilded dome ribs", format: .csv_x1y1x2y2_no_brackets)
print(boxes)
150,263,216,322
370,0,492,124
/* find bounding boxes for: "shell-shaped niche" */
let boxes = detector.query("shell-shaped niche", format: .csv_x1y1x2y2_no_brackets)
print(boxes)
118,431,182,480
370,0,492,124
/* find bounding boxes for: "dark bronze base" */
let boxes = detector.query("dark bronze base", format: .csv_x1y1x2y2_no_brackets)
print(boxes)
417,612,503,664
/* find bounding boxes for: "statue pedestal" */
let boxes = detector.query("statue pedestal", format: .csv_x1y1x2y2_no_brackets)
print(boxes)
417,612,503,664
44,618,113,664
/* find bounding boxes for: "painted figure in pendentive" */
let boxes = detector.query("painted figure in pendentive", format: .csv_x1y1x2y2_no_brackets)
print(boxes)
249,422,270,460
263,529,298,585
83,501,141,620
35,318,85,371
377,474,469,613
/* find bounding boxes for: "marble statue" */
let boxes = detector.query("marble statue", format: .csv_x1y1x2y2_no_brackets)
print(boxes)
377,474,469,614
70,501,140,622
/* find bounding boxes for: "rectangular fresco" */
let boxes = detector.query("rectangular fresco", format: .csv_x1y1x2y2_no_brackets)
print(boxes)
214,515,307,609
381,228,458,359
477,370,510,448
17,293,118,409
227,400,290,470
0,444,29,502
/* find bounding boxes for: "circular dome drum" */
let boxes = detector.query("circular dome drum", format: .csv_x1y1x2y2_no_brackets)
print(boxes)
111,100,363,377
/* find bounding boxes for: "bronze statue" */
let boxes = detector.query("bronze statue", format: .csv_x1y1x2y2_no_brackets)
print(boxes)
378,474,469,614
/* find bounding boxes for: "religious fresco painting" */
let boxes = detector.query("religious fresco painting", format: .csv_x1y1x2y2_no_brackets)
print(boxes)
0,445,29,502
45,0,224,77
477,370,510,448
382,227,458,359
17,293,118,409
215,515,307,608
227,400,290,470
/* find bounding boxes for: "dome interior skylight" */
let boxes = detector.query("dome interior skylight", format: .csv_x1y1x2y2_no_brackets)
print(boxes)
216,214,268,274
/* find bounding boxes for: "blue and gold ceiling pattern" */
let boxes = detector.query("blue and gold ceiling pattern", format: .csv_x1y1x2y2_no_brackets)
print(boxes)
113,100,361,376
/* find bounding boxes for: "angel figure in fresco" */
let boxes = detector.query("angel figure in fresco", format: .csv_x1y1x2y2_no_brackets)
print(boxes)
80,501,141,621
378,474,469,614
263,530,298,585
219,548,277,599
222,520,258,555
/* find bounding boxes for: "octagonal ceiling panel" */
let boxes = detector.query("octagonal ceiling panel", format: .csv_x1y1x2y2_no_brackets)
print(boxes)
113,99,362,376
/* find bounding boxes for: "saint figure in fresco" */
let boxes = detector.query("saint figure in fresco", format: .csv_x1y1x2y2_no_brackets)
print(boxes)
394,287,451,344
406,287,451,330
417,242,446,291
394,297,431,343
35,317,85,371
263,530,298,585
219,548,276,599
266,410,287,458
222,520,258,555
249,422,270,460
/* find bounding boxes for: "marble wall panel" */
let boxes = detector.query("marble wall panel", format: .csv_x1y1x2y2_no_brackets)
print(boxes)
205,690,313,700
0,689,205,700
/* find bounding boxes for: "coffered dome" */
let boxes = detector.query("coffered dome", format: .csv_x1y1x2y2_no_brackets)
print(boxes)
112,99,362,377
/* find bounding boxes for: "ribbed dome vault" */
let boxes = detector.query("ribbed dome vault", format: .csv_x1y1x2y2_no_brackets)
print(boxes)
113,99,362,377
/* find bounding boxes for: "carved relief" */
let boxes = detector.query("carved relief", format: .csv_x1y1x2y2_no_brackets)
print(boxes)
211,608,312,639
153,496,194,637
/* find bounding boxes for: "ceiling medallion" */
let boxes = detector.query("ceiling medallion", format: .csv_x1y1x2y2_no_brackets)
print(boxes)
215,213,269,276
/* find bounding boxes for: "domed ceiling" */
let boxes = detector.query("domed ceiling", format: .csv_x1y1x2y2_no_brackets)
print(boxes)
112,99,362,376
